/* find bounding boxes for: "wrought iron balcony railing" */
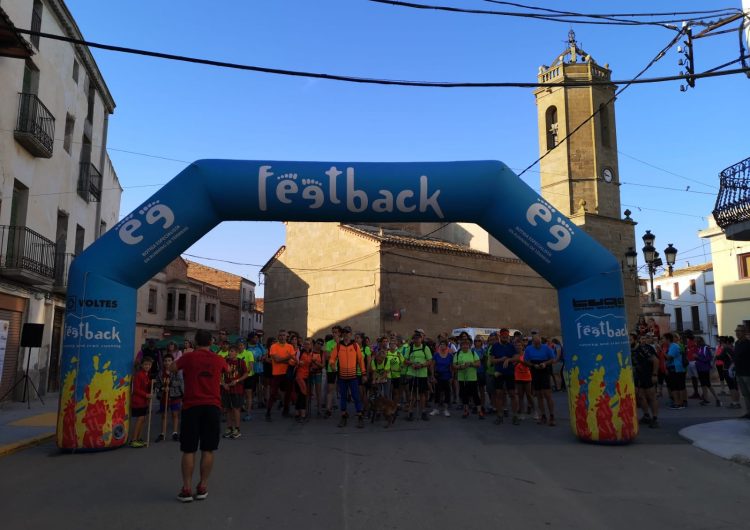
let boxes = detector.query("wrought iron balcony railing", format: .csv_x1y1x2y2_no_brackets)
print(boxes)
78,162,102,203
0,225,56,282
14,93,55,158
713,156,750,240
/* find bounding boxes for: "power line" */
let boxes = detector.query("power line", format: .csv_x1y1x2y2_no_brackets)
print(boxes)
617,151,718,189
372,0,738,28
14,28,750,89
481,2,739,19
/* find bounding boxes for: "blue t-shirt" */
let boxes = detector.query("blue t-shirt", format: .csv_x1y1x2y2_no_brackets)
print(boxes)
433,352,454,381
472,347,486,375
524,343,555,363
248,343,266,374
666,342,684,373
490,342,516,376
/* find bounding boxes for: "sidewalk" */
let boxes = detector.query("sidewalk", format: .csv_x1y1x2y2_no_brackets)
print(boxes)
0,392,58,457
680,418,750,465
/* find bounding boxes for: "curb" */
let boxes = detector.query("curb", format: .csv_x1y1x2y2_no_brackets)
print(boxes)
0,432,55,458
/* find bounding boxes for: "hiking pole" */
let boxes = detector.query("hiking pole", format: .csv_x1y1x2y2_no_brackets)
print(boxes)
160,374,170,439
145,379,155,447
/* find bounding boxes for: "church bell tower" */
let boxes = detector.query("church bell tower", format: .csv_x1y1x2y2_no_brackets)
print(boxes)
534,31,639,327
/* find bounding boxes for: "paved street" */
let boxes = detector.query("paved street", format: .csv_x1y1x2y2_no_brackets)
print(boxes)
2,393,750,530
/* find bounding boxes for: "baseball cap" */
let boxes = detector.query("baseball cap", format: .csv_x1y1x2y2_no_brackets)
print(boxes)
342,325,352,333
499,328,510,336
415,328,425,335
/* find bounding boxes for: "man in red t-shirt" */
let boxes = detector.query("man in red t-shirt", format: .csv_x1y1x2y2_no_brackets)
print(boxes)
171,329,228,503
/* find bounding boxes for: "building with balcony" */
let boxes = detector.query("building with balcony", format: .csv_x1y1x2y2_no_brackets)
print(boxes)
185,261,257,337
700,216,750,336
135,258,221,345
0,1,121,401
135,258,258,344
642,262,717,346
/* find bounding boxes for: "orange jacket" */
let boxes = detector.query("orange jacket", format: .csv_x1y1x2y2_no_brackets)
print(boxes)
329,341,365,379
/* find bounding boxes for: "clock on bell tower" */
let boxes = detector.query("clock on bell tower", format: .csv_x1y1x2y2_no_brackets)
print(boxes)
533,30,639,327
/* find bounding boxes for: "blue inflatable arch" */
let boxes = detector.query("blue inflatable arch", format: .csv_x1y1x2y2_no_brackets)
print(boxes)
57,160,636,450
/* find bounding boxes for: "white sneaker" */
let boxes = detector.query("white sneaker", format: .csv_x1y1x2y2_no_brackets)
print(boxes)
443,409,451,417
429,409,439,416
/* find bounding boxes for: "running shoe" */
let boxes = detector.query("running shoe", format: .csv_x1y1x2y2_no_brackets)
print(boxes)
429,409,440,416
668,404,682,410
638,415,652,425
195,484,208,501
230,428,242,439
154,433,165,443
242,414,252,422
357,415,365,429
265,412,272,422
222,428,233,438
512,415,521,426
715,400,722,407
699,400,710,406
421,412,430,421
338,414,348,428
177,488,194,503
649,418,659,428
537,415,547,425
494,416,503,425
171,432,179,441
442,409,451,417
129,440,145,448
548,415,556,427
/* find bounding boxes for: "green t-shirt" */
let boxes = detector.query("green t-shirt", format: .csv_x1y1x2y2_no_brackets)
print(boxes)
238,349,255,376
357,345,372,376
386,350,404,378
370,356,390,381
218,349,229,358
454,350,479,382
325,339,337,372
405,345,432,378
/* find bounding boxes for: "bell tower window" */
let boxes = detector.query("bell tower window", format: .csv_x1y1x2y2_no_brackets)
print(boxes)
599,103,611,148
546,106,558,150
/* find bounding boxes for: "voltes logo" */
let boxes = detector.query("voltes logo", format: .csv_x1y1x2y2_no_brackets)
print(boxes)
258,166,444,218
525,199,574,252
66,296,119,311
575,313,628,340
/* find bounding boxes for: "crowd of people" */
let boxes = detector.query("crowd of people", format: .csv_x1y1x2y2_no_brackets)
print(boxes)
128,322,750,502
629,321,750,428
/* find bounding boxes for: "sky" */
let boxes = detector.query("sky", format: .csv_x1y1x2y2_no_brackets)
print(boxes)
64,0,749,295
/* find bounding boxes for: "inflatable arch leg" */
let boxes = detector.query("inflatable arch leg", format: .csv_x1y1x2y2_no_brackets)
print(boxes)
57,160,636,450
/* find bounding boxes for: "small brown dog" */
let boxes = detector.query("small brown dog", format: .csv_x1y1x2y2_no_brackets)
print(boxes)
371,396,398,428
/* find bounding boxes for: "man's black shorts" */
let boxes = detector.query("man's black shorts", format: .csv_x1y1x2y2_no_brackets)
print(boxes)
635,374,654,389
390,376,401,389
697,371,712,387
131,407,148,418
180,405,221,453
326,371,337,384
494,373,515,391
222,393,243,409
531,366,552,391
244,374,258,391
408,376,429,395
477,372,487,386
668,370,686,391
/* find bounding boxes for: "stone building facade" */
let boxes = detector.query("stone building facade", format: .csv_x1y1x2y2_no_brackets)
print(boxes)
262,223,558,339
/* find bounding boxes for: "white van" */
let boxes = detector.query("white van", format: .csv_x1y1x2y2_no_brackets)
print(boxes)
451,327,522,341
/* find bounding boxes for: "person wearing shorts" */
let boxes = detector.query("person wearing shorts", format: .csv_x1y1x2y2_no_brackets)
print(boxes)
632,335,659,427
490,328,519,425
172,329,229,503
386,339,404,403
324,326,341,418
404,332,433,422
524,333,556,426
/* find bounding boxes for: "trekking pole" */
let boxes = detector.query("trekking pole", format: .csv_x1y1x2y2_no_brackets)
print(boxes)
160,374,170,438
145,379,155,447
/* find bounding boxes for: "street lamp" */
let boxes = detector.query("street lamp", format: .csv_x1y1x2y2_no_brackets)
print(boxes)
638,230,678,303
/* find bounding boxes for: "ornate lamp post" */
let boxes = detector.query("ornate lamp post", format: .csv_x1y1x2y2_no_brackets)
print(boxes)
638,230,678,303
